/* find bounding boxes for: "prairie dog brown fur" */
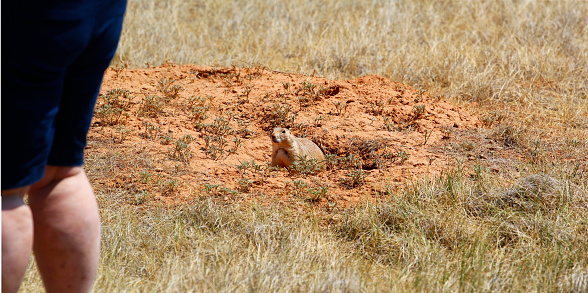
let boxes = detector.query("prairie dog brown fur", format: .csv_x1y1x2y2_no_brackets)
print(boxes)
271,127,325,168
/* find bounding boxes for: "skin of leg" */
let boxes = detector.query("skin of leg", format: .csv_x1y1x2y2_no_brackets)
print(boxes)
1,187,33,293
27,166,101,293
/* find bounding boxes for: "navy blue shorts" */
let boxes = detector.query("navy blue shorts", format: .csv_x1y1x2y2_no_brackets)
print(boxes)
2,0,127,189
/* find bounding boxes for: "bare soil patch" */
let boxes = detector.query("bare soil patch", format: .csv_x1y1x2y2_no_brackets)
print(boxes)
88,63,482,207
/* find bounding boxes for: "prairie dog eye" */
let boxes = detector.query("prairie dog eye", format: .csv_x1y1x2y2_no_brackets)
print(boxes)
282,130,286,133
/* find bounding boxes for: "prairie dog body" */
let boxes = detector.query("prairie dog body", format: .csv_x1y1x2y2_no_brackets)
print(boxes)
271,127,325,168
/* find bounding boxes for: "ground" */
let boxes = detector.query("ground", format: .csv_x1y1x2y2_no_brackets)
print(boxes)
88,63,495,208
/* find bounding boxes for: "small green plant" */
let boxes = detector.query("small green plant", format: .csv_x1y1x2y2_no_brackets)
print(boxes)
220,187,239,197
460,141,475,151
295,81,327,107
291,180,328,203
324,154,339,170
238,127,255,138
235,160,252,174
201,184,237,197
157,78,184,100
202,117,232,136
201,117,235,160
292,180,309,196
95,89,134,126
190,106,210,124
339,154,363,170
296,96,312,107
423,130,432,145
382,116,398,131
413,104,426,119
289,155,323,175
307,186,328,203
314,115,325,127
132,190,151,205
161,134,174,145
272,103,296,127
228,137,243,154
332,101,349,116
240,84,254,99
220,71,242,87
372,156,385,169
185,96,211,123
114,125,133,143
299,81,316,93
161,179,179,195
243,160,272,184
138,95,165,118
282,82,292,92
111,63,126,78
202,184,221,196
142,122,160,139
261,103,296,130
472,164,485,182
250,160,265,173
237,178,254,193
368,100,385,116
343,169,369,188
203,135,227,160
139,171,152,184
169,135,195,162
396,150,410,164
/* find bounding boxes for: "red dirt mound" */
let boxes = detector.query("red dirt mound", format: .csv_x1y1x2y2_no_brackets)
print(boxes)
88,63,480,207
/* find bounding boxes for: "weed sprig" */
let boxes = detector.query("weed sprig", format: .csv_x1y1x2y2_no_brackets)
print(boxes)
95,89,134,126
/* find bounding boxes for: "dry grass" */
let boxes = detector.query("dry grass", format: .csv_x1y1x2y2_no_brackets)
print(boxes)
116,0,587,149
21,0,588,292
21,168,588,292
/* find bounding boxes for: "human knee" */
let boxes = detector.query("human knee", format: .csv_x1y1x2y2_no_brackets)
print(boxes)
1,194,28,211
29,166,85,191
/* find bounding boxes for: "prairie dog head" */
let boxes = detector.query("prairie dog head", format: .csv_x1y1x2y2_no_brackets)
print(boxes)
271,127,294,145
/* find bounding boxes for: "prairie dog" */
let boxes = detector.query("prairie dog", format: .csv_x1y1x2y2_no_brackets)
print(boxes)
271,127,325,168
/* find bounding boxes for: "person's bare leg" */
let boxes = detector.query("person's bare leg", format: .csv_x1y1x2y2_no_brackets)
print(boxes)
27,166,100,293
2,187,33,293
